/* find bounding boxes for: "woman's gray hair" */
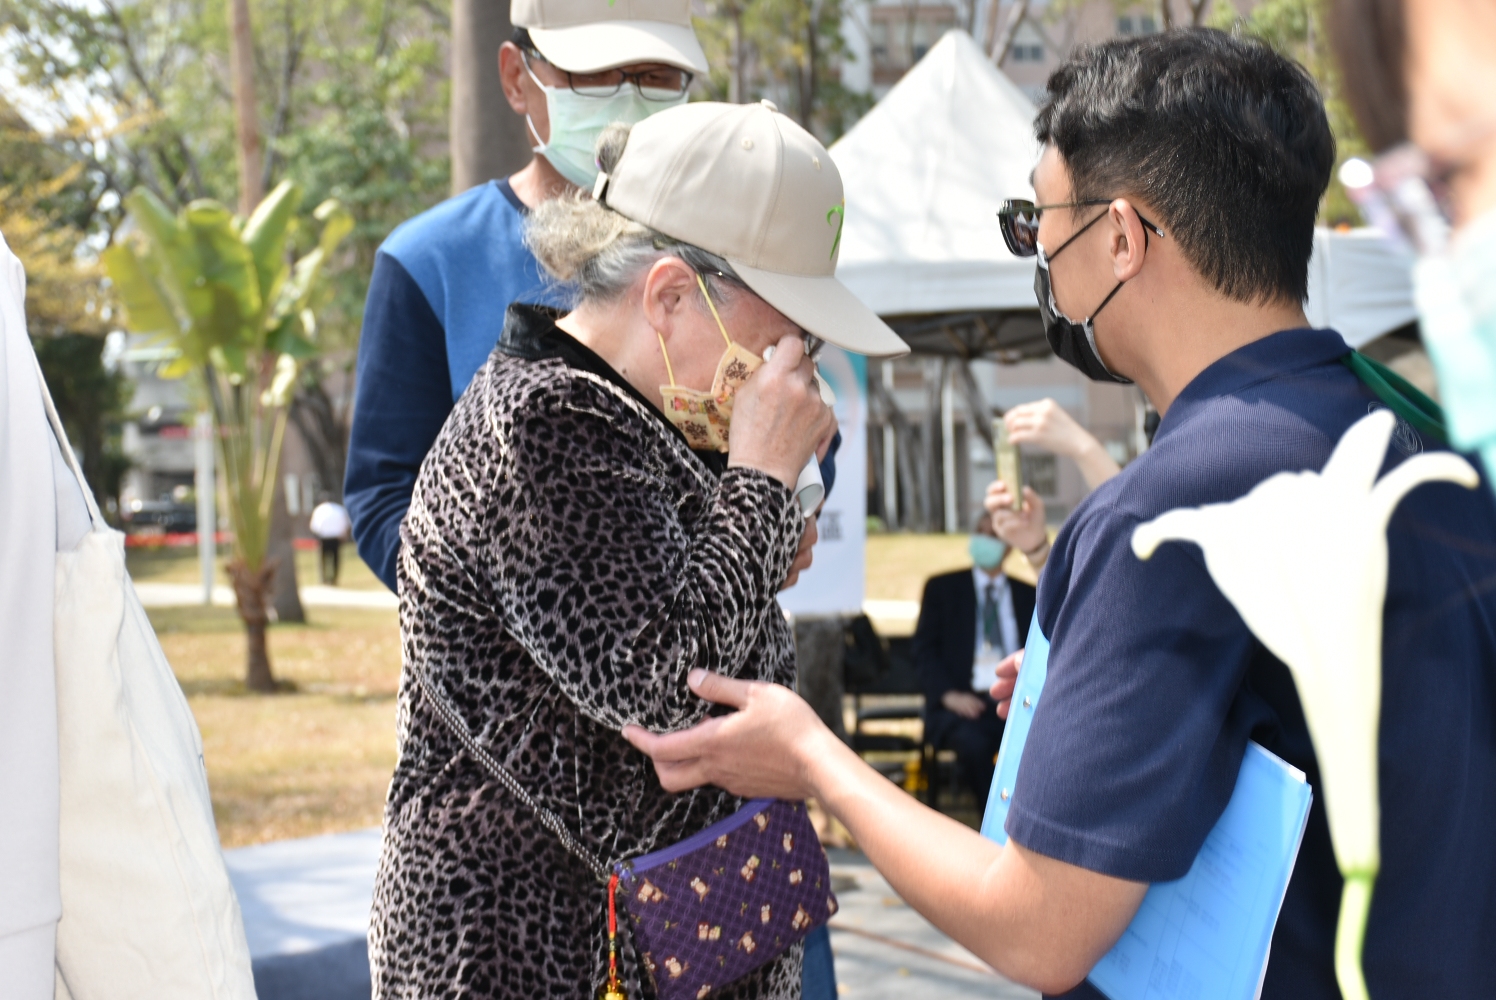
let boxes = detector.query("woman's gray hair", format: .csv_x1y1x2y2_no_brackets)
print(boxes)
525,122,743,307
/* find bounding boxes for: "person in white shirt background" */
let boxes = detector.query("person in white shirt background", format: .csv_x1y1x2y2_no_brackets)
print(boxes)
308,497,352,586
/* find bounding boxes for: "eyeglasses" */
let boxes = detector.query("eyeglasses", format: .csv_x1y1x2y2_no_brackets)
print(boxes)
523,49,692,102
996,198,1164,257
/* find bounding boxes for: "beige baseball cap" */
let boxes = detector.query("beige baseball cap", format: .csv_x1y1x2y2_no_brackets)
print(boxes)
595,101,909,358
511,0,708,75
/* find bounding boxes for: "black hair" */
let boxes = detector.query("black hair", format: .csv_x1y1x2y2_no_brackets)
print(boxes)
511,27,537,54
1035,29,1335,305
1328,0,1407,151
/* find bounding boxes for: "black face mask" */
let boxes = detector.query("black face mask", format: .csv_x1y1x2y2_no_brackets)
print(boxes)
1032,207,1162,384
1035,251,1130,383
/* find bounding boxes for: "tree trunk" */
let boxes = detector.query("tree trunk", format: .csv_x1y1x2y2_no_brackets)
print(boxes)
992,0,1033,66
268,471,305,622
729,4,745,104
288,373,350,501
229,557,278,691
228,0,264,217
798,4,818,131
451,0,528,193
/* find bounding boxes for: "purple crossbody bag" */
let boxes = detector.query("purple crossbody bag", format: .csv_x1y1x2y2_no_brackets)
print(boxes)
414,669,837,1000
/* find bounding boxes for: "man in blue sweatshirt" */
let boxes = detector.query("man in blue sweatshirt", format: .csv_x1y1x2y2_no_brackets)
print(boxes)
345,0,711,591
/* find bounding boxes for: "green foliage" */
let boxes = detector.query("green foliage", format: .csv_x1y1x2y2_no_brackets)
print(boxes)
0,0,450,349
693,0,873,142
103,183,353,575
1208,0,1366,225
31,333,132,516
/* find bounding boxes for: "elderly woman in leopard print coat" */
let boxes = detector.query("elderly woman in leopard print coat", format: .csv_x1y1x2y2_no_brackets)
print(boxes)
366,118,863,998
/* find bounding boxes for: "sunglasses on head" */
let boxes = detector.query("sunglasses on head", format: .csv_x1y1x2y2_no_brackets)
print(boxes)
997,198,1164,257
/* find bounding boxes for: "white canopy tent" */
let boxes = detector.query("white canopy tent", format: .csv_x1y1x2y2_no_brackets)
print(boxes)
830,29,1419,352
832,30,1040,323
1305,229,1419,348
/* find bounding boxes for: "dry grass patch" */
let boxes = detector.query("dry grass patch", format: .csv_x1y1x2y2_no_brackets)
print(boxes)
149,604,402,848
864,533,973,602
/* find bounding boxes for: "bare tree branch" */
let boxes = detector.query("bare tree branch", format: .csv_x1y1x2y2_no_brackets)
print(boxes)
992,0,1033,66
98,0,207,200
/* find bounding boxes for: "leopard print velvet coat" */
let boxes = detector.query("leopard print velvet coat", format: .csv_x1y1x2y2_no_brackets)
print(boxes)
369,329,806,999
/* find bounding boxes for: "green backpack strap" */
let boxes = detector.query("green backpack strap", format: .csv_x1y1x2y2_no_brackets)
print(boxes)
1340,350,1448,444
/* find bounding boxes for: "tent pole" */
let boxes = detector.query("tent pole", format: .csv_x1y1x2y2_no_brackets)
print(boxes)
941,360,958,534
882,362,899,529
954,357,998,452
923,358,943,532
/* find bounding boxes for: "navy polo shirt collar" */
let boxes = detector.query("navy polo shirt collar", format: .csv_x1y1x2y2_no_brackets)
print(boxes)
1157,327,1352,444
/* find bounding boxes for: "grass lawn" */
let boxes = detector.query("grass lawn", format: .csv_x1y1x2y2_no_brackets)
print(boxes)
864,533,973,602
149,602,402,848
143,535,970,849
126,543,385,591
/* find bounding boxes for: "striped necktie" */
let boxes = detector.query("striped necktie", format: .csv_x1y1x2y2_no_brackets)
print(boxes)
983,580,1003,654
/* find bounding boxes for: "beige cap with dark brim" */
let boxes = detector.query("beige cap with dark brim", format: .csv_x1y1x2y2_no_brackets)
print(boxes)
528,20,708,74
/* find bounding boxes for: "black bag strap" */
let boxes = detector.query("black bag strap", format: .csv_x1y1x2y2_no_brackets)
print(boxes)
1340,350,1447,444
410,668,612,882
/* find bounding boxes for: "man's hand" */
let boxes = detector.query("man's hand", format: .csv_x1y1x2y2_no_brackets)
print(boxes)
941,690,986,719
986,481,1051,568
990,649,1024,719
623,669,833,799
623,665,1147,994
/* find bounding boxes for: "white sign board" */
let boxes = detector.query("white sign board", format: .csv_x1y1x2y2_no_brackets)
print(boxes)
777,347,867,618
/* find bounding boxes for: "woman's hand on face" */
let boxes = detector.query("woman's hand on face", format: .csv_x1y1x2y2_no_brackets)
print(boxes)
622,669,833,800
728,333,835,489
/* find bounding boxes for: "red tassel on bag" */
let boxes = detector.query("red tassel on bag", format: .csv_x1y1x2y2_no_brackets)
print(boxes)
598,872,628,1000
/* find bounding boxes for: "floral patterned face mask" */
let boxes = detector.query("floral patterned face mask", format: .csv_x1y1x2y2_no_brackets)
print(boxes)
656,274,764,452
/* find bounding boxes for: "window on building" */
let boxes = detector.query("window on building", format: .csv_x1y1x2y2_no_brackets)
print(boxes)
1022,453,1059,498
1117,13,1158,35
868,5,959,84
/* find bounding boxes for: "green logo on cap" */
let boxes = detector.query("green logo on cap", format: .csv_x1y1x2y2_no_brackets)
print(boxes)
826,203,845,260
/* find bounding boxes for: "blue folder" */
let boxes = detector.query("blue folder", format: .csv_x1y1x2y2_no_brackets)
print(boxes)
981,612,1314,1000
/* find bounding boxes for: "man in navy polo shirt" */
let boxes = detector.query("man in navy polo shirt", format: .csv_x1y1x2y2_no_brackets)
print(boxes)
624,29,1496,999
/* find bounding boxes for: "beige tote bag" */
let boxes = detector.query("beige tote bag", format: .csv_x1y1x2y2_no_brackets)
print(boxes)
41,375,257,1000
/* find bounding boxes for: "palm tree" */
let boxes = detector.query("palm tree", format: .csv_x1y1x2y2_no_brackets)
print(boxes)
104,183,352,690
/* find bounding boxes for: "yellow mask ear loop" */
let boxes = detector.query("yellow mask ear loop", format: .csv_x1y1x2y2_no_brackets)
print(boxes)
658,273,733,389
655,331,677,388
695,273,734,350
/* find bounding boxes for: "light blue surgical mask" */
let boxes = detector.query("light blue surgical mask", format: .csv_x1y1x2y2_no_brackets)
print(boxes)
1412,204,1496,489
523,57,686,189
969,534,1008,571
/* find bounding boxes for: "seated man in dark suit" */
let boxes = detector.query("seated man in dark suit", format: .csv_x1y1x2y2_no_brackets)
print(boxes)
912,512,1035,804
